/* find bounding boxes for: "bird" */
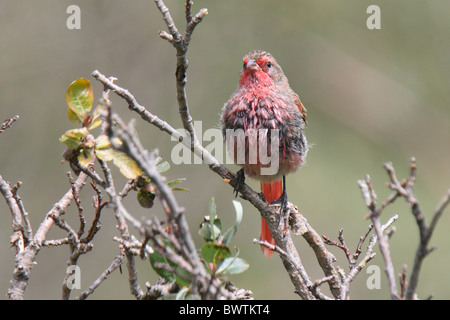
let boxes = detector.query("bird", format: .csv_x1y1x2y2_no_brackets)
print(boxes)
221,50,308,257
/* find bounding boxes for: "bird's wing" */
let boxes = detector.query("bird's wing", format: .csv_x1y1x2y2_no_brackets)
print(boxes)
293,92,307,124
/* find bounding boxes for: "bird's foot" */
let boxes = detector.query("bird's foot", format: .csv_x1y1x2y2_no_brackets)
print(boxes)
270,191,288,215
232,169,245,198
269,191,289,235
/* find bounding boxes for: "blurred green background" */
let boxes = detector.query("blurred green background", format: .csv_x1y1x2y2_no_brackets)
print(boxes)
0,0,449,300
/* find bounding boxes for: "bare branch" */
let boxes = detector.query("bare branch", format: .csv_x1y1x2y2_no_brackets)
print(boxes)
4,172,88,300
289,204,341,299
357,158,449,300
66,172,86,239
0,176,26,254
75,252,126,300
358,175,399,300
383,158,450,299
92,68,344,299
428,189,450,240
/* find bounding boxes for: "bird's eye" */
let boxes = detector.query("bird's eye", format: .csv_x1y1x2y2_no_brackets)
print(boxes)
243,59,248,69
266,62,272,68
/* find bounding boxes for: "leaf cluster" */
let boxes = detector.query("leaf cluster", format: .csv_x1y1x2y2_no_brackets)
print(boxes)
59,78,142,179
199,198,249,276
148,198,248,299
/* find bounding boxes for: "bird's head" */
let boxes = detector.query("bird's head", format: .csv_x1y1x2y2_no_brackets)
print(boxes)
239,50,286,88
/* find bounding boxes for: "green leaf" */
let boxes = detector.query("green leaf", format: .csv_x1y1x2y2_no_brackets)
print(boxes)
94,147,114,161
148,241,192,287
88,115,102,130
88,104,104,130
154,155,163,165
199,198,223,242
173,267,193,288
137,189,155,208
199,221,221,242
77,148,93,167
112,150,143,180
175,287,190,300
66,78,94,124
216,257,249,275
168,178,188,192
171,187,189,192
201,242,231,267
94,135,114,161
221,200,243,245
94,135,142,179
157,160,170,173
209,197,216,218
149,250,175,283
59,128,89,149
167,178,186,187
213,245,231,268
208,197,218,239
95,134,110,149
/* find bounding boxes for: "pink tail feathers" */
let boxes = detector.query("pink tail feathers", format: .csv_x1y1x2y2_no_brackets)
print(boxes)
260,180,283,258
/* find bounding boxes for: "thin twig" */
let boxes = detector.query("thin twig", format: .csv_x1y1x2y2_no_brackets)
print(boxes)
0,115,19,133
75,253,126,300
4,172,88,300
67,172,86,239
358,175,399,300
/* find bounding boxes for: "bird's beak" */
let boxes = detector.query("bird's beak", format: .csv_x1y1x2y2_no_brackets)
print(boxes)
246,59,259,72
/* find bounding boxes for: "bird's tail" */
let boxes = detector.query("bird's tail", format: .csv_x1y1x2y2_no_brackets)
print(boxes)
260,180,282,258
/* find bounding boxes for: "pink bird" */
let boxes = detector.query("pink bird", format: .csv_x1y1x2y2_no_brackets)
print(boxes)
221,50,309,257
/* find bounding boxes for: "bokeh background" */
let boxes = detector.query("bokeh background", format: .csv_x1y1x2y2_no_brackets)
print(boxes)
0,0,449,300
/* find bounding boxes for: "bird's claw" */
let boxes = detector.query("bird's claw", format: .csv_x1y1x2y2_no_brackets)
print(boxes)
269,191,289,230
269,192,288,214
232,169,245,198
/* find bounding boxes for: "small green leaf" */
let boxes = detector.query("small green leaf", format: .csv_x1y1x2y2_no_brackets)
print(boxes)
221,200,243,245
173,266,193,288
77,148,93,167
201,243,219,264
95,147,114,162
157,160,170,173
59,128,89,149
213,245,231,268
201,242,231,267
209,197,216,218
167,178,186,187
154,155,163,165
66,78,94,124
208,198,219,240
149,250,175,283
94,135,142,179
168,178,188,192
94,135,114,161
216,257,249,275
171,187,189,192
112,150,143,180
88,105,104,130
88,116,102,130
175,287,190,300
198,199,222,242
95,134,110,149
137,189,155,208
148,240,192,287
199,221,221,242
